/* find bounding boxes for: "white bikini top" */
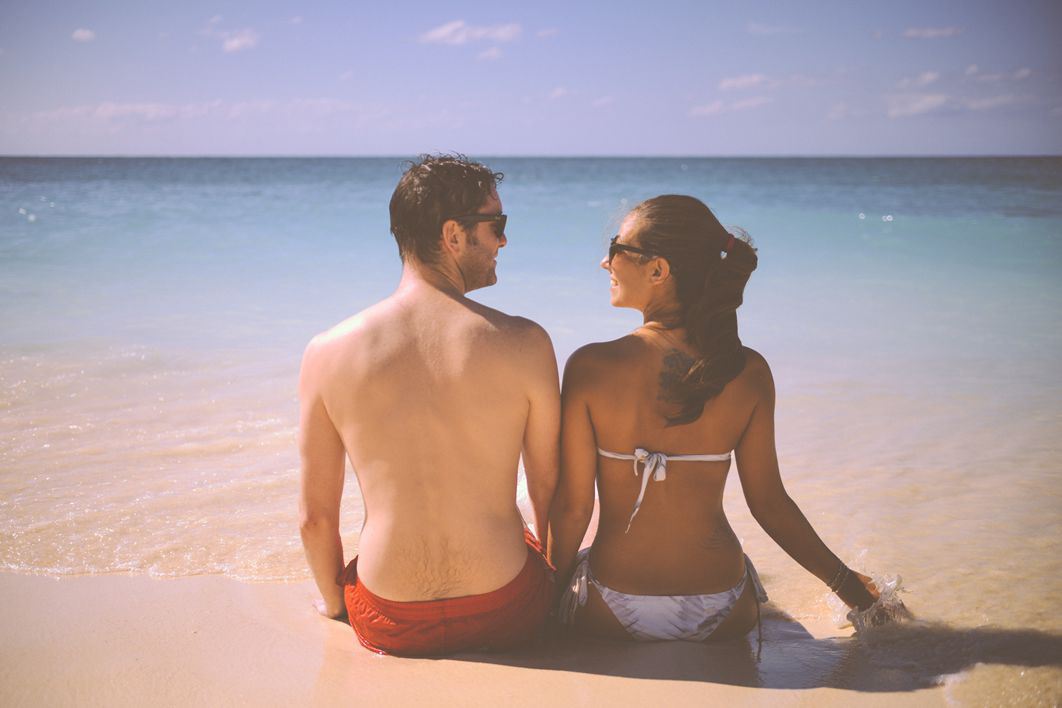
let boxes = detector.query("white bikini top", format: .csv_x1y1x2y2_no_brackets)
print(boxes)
597,447,732,533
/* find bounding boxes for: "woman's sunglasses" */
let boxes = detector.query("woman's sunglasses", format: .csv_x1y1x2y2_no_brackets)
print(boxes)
608,235,659,264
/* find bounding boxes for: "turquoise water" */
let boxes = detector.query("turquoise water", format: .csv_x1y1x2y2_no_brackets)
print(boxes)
1,158,1061,698
3,157,1059,362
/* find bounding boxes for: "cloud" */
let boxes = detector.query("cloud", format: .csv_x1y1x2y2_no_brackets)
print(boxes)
974,67,1034,83
747,22,801,35
71,28,95,42
903,27,962,39
886,93,949,118
477,47,502,61
719,73,771,91
290,16,303,25
897,71,940,89
885,90,1029,118
339,70,354,82
536,28,559,38
827,103,849,120
963,95,1017,111
200,18,260,53
689,101,724,117
221,29,259,53
592,96,614,108
689,96,772,117
965,64,979,76
31,98,382,127
729,96,773,111
36,101,186,123
548,87,571,100
786,73,824,88
420,20,521,45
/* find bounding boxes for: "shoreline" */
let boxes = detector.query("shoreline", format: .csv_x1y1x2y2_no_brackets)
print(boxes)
0,572,954,706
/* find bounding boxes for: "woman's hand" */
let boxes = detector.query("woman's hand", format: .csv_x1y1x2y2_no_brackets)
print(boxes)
836,570,879,611
838,571,914,629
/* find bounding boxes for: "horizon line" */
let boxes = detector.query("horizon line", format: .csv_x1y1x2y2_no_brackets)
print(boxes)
2,153,1061,159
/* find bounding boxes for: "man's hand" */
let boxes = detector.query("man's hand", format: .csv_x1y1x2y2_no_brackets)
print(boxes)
314,597,349,624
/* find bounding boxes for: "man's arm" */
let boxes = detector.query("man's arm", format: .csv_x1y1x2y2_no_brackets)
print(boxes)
520,323,561,541
297,339,348,619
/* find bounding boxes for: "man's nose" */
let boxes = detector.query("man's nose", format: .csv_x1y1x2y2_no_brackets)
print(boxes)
498,232,507,248
600,255,610,271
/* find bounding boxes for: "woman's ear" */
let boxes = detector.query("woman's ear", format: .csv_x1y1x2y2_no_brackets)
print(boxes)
651,257,671,284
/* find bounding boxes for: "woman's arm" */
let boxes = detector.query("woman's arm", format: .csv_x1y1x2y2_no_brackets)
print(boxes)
547,348,599,592
735,353,878,610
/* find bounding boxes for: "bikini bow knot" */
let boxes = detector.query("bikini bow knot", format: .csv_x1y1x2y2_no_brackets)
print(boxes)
632,448,668,482
625,449,669,533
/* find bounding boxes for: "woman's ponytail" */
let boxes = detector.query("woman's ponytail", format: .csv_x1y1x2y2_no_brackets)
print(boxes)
628,196,758,426
671,234,757,425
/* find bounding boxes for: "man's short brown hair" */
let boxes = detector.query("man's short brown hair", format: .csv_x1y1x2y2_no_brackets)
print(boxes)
389,154,504,263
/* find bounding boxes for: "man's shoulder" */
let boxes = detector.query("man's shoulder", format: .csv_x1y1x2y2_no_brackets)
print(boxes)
304,315,363,361
467,304,551,348
302,300,395,363
499,313,551,344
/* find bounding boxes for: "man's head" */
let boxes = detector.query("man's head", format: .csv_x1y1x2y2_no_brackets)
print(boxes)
389,155,506,289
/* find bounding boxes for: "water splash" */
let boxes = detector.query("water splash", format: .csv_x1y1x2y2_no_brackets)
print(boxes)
827,573,913,632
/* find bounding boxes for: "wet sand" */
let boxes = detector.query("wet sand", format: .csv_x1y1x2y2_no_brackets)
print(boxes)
7,572,1037,707
3,157,1061,706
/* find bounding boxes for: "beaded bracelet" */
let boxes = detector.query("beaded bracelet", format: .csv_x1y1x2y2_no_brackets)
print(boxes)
827,561,850,593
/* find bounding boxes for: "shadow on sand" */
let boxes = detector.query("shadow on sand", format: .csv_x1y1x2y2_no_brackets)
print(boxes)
446,609,1062,692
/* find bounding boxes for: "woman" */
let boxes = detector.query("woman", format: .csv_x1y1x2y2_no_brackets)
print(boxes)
548,195,879,642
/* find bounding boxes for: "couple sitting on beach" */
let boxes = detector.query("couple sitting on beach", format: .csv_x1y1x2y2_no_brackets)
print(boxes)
298,154,880,657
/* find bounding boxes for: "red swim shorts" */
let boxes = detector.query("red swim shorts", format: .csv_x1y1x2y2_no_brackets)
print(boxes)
342,529,555,657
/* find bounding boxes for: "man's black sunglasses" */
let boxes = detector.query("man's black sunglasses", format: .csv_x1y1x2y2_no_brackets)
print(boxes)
608,234,659,264
454,213,507,235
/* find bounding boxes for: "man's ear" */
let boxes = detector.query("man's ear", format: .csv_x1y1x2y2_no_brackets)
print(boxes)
440,219,464,257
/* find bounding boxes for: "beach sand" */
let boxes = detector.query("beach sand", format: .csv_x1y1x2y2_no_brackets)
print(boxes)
0,573,960,707
3,157,1061,705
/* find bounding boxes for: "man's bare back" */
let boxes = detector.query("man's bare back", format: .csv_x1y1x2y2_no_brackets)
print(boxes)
302,282,557,600
298,156,559,634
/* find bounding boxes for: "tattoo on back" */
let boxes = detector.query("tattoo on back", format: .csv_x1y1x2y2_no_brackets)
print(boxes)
659,349,694,402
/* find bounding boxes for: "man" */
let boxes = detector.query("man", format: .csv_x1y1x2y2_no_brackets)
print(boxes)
298,154,560,656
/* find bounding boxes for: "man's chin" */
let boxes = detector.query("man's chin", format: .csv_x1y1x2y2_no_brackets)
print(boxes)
466,272,498,292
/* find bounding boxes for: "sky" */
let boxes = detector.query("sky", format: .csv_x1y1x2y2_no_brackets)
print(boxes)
1,0,1059,156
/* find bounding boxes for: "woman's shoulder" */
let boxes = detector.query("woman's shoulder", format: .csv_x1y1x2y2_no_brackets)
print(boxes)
567,335,643,365
562,336,644,383
737,346,775,393
740,346,770,372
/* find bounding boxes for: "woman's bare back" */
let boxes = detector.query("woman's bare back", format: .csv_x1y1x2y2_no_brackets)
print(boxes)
574,328,766,595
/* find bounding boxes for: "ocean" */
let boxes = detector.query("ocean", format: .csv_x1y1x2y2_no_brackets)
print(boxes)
1,157,1060,701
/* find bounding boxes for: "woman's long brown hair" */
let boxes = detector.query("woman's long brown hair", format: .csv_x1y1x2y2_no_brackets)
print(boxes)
629,195,758,426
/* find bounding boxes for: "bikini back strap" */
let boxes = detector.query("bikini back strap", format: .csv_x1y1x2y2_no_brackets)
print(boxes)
597,447,731,532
